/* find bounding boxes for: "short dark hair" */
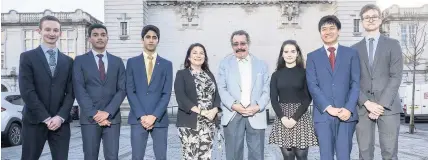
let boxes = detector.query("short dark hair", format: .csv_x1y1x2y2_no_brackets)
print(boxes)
184,43,211,72
141,25,160,40
39,15,60,29
276,40,305,70
318,15,341,32
230,30,251,45
88,24,108,37
360,4,381,19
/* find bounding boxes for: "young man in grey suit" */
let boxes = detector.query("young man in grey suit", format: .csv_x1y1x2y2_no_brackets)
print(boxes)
217,30,270,160
352,4,403,160
73,24,126,160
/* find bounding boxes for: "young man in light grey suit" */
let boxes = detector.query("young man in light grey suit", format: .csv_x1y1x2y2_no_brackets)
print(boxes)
73,24,126,160
352,4,403,160
217,30,270,160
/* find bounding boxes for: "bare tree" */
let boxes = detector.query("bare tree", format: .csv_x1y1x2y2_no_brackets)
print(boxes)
401,15,428,134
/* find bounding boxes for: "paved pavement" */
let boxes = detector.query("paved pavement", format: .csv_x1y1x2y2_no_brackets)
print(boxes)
2,122,428,160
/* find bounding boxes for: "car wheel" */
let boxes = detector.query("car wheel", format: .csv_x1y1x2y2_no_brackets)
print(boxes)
6,123,22,146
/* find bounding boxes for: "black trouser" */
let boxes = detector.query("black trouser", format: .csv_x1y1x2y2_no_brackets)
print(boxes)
281,147,309,160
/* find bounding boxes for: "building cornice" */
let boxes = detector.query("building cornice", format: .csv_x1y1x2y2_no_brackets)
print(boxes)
1,9,103,26
382,4,428,22
147,0,333,6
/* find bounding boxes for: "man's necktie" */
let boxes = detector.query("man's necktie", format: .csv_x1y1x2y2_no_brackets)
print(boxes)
368,38,375,69
147,55,154,84
328,47,336,71
97,54,106,81
47,49,56,77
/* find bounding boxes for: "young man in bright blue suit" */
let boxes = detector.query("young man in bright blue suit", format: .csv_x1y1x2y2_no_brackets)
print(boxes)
306,15,360,160
126,25,173,160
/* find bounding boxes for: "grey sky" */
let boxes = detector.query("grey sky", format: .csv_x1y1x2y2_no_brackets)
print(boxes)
1,0,427,23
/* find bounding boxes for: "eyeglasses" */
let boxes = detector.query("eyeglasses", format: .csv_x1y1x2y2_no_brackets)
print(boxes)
363,16,380,21
232,42,248,47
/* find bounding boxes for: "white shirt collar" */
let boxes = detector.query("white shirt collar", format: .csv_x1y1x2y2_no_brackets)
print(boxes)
92,49,107,56
143,51,157,58
323,42,339,52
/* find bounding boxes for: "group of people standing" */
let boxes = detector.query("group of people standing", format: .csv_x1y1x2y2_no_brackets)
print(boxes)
18,3,402,160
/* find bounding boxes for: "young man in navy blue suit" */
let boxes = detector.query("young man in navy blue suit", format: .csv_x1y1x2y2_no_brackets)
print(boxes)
19,15,74,160
73,24,126,160
306,15,360,160
126,25,173,160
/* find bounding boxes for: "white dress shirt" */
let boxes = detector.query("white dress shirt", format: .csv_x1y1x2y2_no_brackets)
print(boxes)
237,55,252,107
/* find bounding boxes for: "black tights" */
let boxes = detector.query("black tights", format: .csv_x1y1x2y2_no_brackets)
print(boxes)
280,147,309,160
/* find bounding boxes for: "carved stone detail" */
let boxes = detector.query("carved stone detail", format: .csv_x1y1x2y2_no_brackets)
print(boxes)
281,2,299,21
279,2,300,28
178,1,201,29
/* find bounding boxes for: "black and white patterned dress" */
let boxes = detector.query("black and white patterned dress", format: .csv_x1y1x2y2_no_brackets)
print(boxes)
178,69,216,160
268,67,318,149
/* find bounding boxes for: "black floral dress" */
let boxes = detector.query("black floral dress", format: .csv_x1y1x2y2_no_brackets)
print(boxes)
178,69,216,160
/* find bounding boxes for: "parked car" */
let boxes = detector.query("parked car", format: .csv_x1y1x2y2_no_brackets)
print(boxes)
1,92,24,146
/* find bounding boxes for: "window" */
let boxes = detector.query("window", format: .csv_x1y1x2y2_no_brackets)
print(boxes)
353,19,360,33
400,24,418,49
117,13,131,40
1,30,5,69
5,95,25,106
408,24,416,47
58,30,76,59
400,24,408,48
24,30,41,51
120,22,128,36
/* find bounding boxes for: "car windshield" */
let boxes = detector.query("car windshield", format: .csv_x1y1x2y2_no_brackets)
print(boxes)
5,95,25,106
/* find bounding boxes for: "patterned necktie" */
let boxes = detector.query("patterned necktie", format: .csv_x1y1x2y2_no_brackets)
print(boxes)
47,49,56,77
328,47,336,71
147,55,154,84
368,38,375,69
97,54,106,81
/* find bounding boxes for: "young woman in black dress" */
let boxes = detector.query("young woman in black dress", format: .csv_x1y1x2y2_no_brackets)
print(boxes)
268,40,318,160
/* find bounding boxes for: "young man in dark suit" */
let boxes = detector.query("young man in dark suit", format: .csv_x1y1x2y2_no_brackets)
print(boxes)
73,24,126,160
126,25,173,160
19,15,75,160
306,15,360,160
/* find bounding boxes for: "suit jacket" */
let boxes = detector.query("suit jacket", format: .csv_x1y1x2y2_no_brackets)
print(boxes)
18,46,74,124
126,54,173,127
352,36,403,115
217,54,270,129
73,51,126,124
306,45,360,122
174,69,221,129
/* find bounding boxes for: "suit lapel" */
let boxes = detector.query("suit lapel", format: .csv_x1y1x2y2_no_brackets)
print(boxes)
87,51,103,84
35,46,53,78
357,39,371,75
230,57,241,89
148,56,162,89
185,69,197,94
52,51,65,79
251,56,257,91
333,45,345,76
103,52,115,85
371,36,385,74
319,47,333,75
138,55,149,87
